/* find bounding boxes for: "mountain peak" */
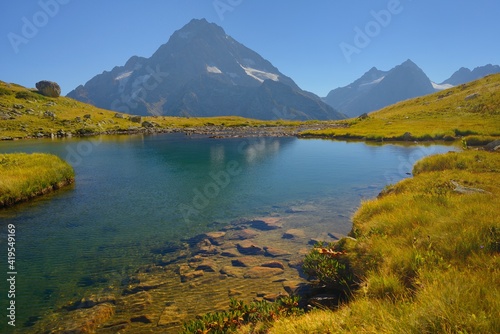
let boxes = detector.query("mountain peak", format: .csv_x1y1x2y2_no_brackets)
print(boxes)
67,19,343,120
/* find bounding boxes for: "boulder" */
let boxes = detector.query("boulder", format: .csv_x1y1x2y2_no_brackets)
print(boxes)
36,80,61,97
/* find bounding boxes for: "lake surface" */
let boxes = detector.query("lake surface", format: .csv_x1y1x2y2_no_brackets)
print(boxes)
0,134,457,331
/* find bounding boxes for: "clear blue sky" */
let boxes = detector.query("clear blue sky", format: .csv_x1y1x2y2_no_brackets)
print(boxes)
1,0,499,96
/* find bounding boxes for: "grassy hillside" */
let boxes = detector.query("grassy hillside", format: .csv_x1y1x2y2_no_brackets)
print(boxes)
0,81,303,139
0,153,74,207
265,150,499,333
301,74,500,142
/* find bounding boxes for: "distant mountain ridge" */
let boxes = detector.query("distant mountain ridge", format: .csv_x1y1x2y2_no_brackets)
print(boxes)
323,60,435,118
441,64,500,86
67,19,344,121
323,61,500,117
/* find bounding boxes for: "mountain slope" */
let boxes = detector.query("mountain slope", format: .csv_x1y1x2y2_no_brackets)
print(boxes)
323,60,435,118
67,19,344,121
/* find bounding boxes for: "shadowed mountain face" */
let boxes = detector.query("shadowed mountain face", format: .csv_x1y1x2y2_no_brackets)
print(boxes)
441,64,500,86
67,19,344,121
323,60,435,118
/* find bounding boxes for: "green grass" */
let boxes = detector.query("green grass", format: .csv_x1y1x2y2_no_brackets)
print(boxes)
300,74,500,142
0,81,305,139
0,153,74,207
265,150,500,334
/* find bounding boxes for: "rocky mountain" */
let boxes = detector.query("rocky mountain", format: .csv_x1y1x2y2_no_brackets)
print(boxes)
67,19,344,121
323,60,435,118
441,64,500,86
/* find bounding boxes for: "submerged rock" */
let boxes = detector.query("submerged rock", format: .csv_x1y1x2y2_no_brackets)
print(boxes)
282,229,306,239
244,266,284,279
236,240,264,255
264,246,292,257
248,217,283,231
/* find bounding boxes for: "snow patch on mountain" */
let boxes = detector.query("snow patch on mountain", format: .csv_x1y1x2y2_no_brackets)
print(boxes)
206,65,222,74
240,65,279,83
359,76,385,89
432,82,454,90
115,71,133,81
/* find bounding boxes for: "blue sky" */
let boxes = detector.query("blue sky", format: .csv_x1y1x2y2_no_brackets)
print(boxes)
1,0,499,96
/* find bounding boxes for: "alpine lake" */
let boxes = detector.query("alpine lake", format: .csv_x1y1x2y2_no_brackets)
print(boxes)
0,133,457,333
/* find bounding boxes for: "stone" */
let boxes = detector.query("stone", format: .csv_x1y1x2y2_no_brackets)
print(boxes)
44,110,56,119
220,266,246,278
465,93,479,100
248,217,283,231
236,240,264,255
261,261,285,270
114,113,125,119
231,257,261,267
264,246,291,257
358,113,369,119
194,259,218,272
282,229,306,240
402,132,413,141
450,180,490,195
130,314,154,323
221,249,240,258
288,259,303,269
65,294,116,311
193,239,218,256
13,104,24,109
83,114,91,119
228,288,243,297
485,140,500,152
129,115,142,123
36,80,61,97
244,266,284,279
227,228,259,240
123,278,166,295
180,270,204,282
262,293,282,302
141,121,155,128
158,305,187,327
119,291,153,313
56,303,114,334
282,280,303,294
204,231,226,245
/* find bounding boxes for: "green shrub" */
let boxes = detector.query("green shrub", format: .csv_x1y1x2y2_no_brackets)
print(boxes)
302,242,355,293
182,296,303,334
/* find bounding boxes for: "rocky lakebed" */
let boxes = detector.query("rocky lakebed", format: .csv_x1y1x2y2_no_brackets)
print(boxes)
30,205,349,334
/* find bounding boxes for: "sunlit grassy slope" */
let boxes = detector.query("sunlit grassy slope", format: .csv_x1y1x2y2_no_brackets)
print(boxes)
0,153,74,207
0,81,302,139
301,74,500,142
265,150,500,334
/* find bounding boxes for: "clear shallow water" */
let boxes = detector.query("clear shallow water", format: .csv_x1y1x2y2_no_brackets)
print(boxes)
0,134,457,331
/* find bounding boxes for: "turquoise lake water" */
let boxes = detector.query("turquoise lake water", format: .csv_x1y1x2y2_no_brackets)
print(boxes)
0,134,457,331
